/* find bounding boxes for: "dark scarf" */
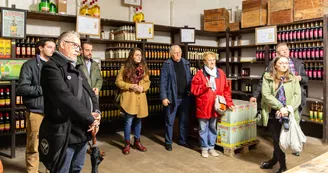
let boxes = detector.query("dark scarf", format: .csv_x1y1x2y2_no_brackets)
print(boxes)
131,65,144,84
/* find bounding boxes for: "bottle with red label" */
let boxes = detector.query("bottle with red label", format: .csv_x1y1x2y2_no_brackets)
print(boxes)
277,27,282,42
315,42,320,60
308,63,313,80
306,43,311,60
281,26,286,42
290,44,295,58
319,21,323,39
299,43,304,60
305,23,310,40
313,63,317,80
294,44,299,59
21,39,26,58
289,25,294,41
16,39,21,58
301,24,306,40
319,42,324,60
26,37,31,58
292,25,297,41
309,22,314,40
271,45,276,59
314,22,319,39
285,26,290,42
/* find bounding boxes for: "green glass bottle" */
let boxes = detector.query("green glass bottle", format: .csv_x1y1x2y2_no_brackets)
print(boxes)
39,0,50,12
49,1,57,13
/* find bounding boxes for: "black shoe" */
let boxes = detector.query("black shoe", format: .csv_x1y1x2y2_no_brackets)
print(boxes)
165,144,172,151
292,152,300,156
276,166,287,173
260,160,276,169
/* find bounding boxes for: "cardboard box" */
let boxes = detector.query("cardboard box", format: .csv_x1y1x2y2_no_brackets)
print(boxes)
294,0,328,21
241,0,268,28
57,0,67,14
268,0,293,25
220,99,257,126
204,8,229,32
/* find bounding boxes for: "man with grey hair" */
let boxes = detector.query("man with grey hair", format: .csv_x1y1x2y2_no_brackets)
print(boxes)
39,31,101,172
160,45,192,151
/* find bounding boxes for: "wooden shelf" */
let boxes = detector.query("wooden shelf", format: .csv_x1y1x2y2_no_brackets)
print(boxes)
0,107,12,111
189,45,221,49
301,115,323,125
26,34,58,39
27,11,76,23
0,81,12,86
306,97,323,103
0,132,13,136
106,47,136,49
101,58,126,62
303,60,323,63
15,106,27,111
230,28,256,36
277,39,323,45
275,17,323,27
230,45,257,49
15,131,27,135
90,38,142,44
145,42,171,45
217,61,265,64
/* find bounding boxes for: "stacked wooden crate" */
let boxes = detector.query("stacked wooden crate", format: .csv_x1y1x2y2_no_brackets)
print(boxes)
268,0,294,25
241,0,268,28
294,0,328,21
204,8,229,32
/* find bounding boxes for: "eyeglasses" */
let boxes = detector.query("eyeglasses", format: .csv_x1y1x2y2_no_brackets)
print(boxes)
172,52,181,55
277,62,289,66
64,40,81,51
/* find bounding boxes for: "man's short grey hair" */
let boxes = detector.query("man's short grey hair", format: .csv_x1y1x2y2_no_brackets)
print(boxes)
58,31,80,45
169,45,182,55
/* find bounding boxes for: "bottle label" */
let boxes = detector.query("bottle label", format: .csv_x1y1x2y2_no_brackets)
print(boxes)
32,47,35,56
16,120,20,129
318,71,322,78
21,48,26,55
21,120,25,129
309,70,312,78
311,50,315,58
16,47,20,55
297,31,301,40
301,50,305,59
307,50,311,58
320,50,324,58
319,29,323,38
314,30,318,38
313,70,317,79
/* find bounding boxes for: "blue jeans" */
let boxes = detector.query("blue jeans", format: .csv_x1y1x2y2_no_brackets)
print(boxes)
165,97,190,145
57,142,87,173
124,113,142,141
199,117,217,151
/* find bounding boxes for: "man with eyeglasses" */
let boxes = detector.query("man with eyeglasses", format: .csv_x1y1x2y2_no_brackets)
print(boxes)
160,45,192,151
250,42,308,158
17,38,56,173
39,31,101,172
77,41,103,97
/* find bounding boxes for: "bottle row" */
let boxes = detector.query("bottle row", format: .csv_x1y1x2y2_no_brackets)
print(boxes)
107,43,139,48
105,26,137,41
256,42,324,61
16,37,41,58
79,0,100,17
188,47,219,60
277,21,323,42
145,45,171,59
99,104,121,120
305,63,324,80
0,38,12,58
15,111,26,132
244,82,252,93
105,49,132,59
0,88,11,108
309,102,324,122
0,112,10,133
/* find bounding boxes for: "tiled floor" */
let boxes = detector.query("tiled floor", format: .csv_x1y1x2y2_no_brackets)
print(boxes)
1,128,328,173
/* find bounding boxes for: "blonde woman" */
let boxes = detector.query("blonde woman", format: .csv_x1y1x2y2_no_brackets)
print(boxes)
191,52,234,158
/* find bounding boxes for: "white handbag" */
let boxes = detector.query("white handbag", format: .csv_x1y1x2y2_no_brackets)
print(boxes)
215,95,227,115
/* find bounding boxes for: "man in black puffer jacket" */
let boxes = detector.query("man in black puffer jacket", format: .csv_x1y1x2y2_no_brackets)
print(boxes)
16,38,56,173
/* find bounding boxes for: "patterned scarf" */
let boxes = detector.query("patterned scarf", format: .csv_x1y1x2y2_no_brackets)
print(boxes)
276,76,286,107
131,65,144,84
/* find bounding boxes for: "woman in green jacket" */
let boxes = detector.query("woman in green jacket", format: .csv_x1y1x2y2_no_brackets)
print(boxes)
260,56,301,173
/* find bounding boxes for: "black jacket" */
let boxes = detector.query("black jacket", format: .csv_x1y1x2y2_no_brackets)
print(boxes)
253,58,308,107
16,56,44,112
40,51,98,144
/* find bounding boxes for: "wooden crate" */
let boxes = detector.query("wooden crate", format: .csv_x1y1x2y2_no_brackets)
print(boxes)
228,22,240,31
241,0,268,28
204,8,229,32
268,0,293,25
294,0,328,21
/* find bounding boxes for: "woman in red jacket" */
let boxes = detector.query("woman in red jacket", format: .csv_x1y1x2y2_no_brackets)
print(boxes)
191,52,234,158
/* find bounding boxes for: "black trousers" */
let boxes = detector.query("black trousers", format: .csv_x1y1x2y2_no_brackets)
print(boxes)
268,117,286,167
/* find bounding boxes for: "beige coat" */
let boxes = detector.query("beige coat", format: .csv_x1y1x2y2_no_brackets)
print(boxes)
115,66,150,118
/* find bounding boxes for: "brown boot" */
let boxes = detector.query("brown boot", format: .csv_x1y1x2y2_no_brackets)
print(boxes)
133,137,147,152
122,140,130,155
